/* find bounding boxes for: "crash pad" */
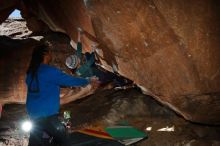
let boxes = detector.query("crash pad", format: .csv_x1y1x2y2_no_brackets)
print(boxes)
105,126,147,139
78,128,113,140
105,126,147,145
70,132,124,146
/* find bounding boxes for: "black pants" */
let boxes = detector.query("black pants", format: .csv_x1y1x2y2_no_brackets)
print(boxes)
28,115,71,146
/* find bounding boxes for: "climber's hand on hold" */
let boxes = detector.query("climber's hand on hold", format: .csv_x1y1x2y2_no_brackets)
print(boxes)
91,43,98,52
77,27,82,32
77,27,84,42
77,27,84,34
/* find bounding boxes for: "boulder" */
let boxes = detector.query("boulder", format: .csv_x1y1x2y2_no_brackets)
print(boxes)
0,0,220,124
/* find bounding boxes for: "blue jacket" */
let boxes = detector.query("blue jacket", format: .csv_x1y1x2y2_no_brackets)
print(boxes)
26,64,89,119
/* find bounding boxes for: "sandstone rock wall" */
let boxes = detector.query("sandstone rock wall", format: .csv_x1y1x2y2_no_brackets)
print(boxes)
0,36,37,103
0,0,220,124
85,0,220,124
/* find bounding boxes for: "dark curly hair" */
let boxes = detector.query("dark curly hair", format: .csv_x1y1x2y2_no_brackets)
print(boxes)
27,45,50,92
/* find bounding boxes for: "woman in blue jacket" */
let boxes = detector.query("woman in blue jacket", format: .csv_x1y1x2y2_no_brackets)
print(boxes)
26,44,95,146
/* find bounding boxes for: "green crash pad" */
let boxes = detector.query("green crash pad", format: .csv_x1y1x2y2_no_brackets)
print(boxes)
105,126,147,139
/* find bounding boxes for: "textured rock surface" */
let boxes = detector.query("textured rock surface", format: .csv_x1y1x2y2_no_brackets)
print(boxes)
0,19,31,38
0,19,37,104
0,0,220,124
85,0,220,124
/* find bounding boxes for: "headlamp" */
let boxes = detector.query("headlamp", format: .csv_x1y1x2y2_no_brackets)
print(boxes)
21,120,32,132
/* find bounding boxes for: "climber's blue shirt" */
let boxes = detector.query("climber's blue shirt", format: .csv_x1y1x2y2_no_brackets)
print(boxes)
26,64,89,119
